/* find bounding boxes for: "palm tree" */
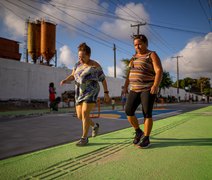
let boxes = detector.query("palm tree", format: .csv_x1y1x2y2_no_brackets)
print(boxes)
159,71,173,96
198,77,210,94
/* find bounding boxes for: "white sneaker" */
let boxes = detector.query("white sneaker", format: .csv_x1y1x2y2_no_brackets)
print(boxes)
92,123,99,137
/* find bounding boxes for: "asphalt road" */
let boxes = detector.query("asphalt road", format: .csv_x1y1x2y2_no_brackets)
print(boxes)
0,103,210,160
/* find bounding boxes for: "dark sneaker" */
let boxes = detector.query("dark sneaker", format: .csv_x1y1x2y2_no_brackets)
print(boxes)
76,137,89,146
92,123,99,137
138,137,151,149
133,130,144,145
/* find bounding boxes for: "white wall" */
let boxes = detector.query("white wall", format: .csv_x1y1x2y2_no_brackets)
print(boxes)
102,76,125,97
1,58,204,103
0,58,125,101
0,58,73,101
160,87,203,101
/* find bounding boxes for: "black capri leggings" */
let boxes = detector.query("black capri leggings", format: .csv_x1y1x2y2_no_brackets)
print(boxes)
125,90,156,118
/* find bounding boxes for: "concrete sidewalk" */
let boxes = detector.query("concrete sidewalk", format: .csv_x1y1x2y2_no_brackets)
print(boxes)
0,105,211,179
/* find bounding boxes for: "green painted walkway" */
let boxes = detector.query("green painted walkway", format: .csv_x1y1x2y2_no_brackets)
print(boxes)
0,106,212,180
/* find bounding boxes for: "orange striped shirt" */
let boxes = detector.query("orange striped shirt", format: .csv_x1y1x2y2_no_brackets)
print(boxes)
129,52,155,92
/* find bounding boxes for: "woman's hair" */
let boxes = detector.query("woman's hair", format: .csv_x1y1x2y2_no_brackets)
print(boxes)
78,42,91,56
49,82,54,88
133,34,148,46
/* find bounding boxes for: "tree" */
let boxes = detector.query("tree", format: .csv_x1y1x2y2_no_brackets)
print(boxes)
173,77,211,95
184,77,193,87
175,77,193,89
198,77,211,95
179,79,185,89
159,71,173,96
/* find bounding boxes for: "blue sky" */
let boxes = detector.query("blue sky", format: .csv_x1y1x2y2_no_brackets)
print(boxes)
0,0,211,82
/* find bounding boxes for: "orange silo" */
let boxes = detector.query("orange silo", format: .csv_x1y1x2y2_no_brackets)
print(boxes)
41,21,56,63
27,21,41,63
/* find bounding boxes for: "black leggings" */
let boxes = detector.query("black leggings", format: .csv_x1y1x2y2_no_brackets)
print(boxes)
125,90,156,118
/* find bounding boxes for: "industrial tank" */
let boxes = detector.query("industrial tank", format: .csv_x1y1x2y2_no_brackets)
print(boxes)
27,21,41,62
41,21,56,63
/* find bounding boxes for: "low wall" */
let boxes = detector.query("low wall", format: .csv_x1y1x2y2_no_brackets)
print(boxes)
161,87,203,102
1,58,207,109
0,58,125,103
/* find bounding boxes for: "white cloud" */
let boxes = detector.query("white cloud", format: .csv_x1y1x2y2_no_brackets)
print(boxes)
162,32,212,80
0,0,107,63
100,2,109,9
100,2,149,40
42,0,103,25
0,0,105,39
1,8,25,38
107,61,126,78
58,45,76,68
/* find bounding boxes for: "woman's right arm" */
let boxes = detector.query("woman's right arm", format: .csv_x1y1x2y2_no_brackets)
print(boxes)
123,72,129,94
123,58,133,94
60,69,75,86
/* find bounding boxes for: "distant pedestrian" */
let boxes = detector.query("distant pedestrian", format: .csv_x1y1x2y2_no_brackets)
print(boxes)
121,86,127,110
60,42,110,146
49,82,56,103
49,82,60,111
184,93,187,102
111,97,116,110
123,34,163,148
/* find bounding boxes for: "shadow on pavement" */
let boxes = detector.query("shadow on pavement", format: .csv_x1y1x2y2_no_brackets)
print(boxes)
150,137,212,148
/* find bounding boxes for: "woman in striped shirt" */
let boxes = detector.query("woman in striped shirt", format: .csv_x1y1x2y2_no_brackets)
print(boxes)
123,34,163,148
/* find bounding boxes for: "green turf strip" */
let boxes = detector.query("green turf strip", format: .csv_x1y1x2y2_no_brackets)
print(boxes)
0,106,211,179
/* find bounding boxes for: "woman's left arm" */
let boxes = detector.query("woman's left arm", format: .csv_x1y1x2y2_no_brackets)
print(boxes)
94,60,110,102
151,52,163,94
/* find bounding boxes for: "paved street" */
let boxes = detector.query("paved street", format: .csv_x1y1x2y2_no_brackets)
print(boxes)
0,103,210,160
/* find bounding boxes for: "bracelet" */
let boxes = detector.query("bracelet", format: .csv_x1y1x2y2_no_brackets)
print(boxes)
104,91,109,94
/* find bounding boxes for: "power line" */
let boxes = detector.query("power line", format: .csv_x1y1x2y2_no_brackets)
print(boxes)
109,0,141,22
35,0,133,56
4,0,111,48
0,1,24,20
59,0,209,57
107,0,179,56
109,0,209,56
46,1,132,49
3,0,43,20
39,0,140,23
2,0,210,62
131,23,146,35
8,0,133,57
198,0,212,30
2,0,131,59
16,0,113,47
115,0,147,23
148,23,208,35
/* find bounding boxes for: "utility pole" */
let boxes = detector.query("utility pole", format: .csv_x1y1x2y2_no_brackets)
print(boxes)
172,56,183,102
131,22,146,36
25,18,29,63
55,49,57,67
113,44,116,78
